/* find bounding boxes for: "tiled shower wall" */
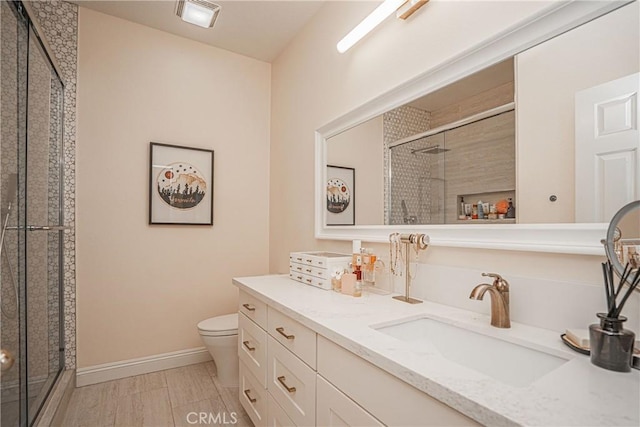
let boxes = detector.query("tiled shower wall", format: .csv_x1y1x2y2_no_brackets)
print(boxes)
383,106,431,224
384,82,515,225
29,0,77,370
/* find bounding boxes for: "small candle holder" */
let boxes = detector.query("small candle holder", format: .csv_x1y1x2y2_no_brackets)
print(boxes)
589,313,635,372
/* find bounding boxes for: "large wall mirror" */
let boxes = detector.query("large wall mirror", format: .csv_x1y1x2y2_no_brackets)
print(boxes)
315,1,639,254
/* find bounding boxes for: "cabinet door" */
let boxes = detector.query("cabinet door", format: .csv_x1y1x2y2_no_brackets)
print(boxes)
267,392,296,427
317,375,384,427
240,361,268,427
239,312,268,387
267,336,316,426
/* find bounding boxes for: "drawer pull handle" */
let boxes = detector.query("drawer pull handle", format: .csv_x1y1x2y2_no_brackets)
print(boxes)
296,276,303,280
243,389,257,403
296,267,302,271
306,269,312,273
319,261,324,265
306,279,312,283
306,259,312,263
242,303,256,312
242,341,255,351
277,376,296,393
275,327,295,340
296,257,302,261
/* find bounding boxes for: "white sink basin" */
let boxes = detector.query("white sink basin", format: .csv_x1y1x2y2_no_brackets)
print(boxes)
373,317,568,387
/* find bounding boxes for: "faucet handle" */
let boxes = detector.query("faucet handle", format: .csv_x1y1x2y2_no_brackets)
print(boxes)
481,273,509,290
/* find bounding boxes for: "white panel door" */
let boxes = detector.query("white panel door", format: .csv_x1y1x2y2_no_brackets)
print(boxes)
575,73,639,222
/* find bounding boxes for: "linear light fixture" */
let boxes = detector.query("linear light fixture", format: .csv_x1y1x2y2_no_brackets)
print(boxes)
337,0,430,53
176,0,221,29
337,0,407,53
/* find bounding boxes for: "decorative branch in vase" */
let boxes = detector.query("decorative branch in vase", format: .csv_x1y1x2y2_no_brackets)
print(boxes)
590,261,640,372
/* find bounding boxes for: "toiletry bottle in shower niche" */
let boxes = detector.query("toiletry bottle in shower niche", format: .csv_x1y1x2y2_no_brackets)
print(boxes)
477,200,484,219
506,198,516,218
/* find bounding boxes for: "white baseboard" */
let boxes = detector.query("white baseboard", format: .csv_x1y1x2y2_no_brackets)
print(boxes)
76,347,212,387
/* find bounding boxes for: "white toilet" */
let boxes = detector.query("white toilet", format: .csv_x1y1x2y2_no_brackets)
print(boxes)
197,313,239,387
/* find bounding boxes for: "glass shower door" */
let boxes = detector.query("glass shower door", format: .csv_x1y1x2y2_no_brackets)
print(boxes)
1,2,29,425
1,2,64,425
24,24,65,426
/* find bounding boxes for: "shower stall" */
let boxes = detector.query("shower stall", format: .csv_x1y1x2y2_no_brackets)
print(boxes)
1,1,66,425
387,110,515,225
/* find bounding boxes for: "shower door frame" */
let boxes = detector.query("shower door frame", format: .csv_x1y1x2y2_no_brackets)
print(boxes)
3,1,66,425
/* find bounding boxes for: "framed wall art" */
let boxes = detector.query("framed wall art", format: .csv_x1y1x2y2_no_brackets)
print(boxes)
326,165,355,226
149,142,214,225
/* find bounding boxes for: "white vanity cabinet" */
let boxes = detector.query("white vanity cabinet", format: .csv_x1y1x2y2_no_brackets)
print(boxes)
238,291,318,426
237,289,477,427
317,336,478,427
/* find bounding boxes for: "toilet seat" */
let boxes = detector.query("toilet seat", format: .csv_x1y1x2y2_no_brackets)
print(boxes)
198,313,238,337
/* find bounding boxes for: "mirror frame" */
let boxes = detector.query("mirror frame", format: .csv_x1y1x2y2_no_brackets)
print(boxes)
315,0,633,255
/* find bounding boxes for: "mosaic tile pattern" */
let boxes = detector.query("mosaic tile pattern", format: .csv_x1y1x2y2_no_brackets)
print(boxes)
26,27,54,384
383,106,432,224
28,0,77,369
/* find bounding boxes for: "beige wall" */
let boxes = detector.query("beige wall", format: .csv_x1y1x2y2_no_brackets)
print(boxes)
516,2,639,223
76,8,270,367
327,116,384,225
269,0,612,285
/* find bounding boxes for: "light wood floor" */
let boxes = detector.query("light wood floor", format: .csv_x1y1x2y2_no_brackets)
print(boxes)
62,362,253,427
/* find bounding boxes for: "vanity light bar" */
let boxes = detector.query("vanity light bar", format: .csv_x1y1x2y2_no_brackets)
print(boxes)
337,0,408,53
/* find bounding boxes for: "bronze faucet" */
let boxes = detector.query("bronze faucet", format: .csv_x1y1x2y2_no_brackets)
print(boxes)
469,273,511,328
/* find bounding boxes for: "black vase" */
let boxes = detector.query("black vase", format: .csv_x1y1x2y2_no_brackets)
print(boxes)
589,313,635,372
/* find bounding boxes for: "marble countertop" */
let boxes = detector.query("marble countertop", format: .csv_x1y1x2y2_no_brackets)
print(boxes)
233,274,640,427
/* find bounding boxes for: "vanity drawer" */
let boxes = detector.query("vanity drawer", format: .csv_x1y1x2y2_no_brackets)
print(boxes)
238,312,268,388
317,374,384,427
239,290,267,329
289,262,328,279
289,251,350,270
267,306,317,368
267,336,316,427
267,392,296,427
240,361,268,427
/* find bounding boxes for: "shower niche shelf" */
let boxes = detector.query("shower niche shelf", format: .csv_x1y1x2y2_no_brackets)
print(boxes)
457,189,516,223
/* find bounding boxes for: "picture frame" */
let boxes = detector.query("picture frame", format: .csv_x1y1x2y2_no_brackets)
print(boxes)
149,142,214,225
326,165,355,226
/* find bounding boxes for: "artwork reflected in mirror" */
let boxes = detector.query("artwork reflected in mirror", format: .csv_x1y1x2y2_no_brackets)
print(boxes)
326,165,355,226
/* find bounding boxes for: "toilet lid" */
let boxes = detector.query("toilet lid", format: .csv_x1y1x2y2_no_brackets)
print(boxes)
197,313,238,335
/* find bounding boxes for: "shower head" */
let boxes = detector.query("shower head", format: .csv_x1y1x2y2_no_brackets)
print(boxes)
411,145,450,155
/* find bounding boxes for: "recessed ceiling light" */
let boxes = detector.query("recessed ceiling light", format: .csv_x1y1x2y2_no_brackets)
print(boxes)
176,0,221,29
